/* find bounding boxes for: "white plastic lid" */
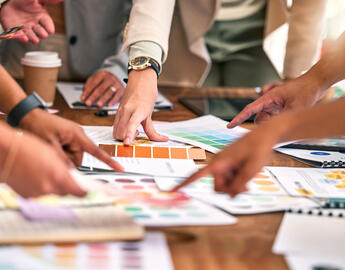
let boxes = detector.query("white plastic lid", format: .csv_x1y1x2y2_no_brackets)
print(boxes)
21,51,62,68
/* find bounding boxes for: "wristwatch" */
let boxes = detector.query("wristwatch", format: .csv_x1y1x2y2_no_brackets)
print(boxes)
128,56,160,78
7,92,47,127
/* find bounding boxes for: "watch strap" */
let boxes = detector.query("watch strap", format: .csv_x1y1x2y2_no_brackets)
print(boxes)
7,92,47,127
148,59,160,78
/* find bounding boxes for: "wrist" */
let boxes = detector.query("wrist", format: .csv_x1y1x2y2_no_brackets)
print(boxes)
259,114,294,144
128,68,157,84
19,107,43,130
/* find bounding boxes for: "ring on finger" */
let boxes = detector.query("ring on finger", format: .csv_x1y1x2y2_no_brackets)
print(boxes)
109,86,117,93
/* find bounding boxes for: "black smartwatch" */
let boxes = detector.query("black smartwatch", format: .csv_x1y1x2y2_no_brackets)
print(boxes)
7,92,47,127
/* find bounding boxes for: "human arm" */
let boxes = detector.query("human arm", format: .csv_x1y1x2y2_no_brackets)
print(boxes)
0,0,62,44
0,65,123,171
228,30,345,128
173,97,345,197
0,122,86,198
113,0,175,144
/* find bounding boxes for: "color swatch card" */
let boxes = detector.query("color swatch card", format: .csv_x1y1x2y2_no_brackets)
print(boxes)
99,144,206,160
58,82,173,110
267,167,345,198
82,154,198,177
276,148,345,168
89,173,237,227
0,232,173,270
285,255,345,270
154,168,317,215
155,115,250,153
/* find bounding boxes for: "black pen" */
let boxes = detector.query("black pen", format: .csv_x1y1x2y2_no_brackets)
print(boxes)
94,110,116,117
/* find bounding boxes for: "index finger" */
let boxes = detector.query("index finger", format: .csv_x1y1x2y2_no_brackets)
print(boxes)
227,97,266,128
77,133,124,172
170,166,210,192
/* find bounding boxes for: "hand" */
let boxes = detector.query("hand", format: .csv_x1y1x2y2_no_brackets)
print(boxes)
113,69,168,145
227,76,324,128
0,0,62,44
0,127,86,198
81,71,125,107
19,109,124,171
171,121,284,197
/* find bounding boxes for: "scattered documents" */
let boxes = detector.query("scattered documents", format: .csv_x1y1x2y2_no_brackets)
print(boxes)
58,82,173,110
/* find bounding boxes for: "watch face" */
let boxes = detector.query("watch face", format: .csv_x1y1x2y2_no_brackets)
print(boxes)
131,56,149,67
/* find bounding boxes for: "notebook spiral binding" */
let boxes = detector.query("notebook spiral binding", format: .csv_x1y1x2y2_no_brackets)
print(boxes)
321,160,345,168
287,200,345,218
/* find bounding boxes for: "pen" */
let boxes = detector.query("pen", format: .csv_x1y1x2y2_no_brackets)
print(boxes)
94,110,116,117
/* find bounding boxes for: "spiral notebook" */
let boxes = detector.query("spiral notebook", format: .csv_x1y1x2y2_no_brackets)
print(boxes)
273,207,345,258
276,148,345,168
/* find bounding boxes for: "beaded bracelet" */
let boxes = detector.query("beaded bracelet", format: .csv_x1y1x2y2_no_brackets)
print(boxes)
0,131,23,183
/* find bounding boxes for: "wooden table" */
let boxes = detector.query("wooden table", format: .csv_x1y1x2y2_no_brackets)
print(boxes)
55,86,309,270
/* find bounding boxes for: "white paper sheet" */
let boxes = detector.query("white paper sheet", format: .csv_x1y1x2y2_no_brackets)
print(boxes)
285,254,345,270
273,212,345,258
57,82,173,110
0,232,174,270
82,154,198,178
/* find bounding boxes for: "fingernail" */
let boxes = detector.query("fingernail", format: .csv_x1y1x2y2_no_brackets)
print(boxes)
124,138,130,145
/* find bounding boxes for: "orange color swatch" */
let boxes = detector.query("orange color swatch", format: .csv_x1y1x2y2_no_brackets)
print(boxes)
117,145,134,157
135,146,152,158
152,147,169,159
170,148,188,159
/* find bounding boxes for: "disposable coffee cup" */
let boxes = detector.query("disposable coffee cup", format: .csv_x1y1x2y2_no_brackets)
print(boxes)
21,51,61,107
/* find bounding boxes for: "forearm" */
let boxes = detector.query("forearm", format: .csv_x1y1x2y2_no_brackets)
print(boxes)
265,97,345,144
0,65,26,113
301,32,345,93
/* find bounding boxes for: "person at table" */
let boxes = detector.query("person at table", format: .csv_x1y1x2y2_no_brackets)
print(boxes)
0,0,131,107
171,30,345,197
113,0,326,145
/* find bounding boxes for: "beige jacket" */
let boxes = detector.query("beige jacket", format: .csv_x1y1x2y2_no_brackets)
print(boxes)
124,0,327,87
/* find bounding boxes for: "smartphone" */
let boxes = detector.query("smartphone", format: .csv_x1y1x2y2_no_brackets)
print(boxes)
179,97,255,121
